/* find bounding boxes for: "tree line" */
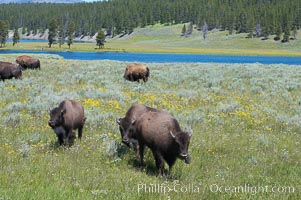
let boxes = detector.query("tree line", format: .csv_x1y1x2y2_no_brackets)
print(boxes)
0,0,300,43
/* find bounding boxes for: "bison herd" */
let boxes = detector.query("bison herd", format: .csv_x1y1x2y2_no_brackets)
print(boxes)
1,55,191,175
0,55,40,81
47,101,191,175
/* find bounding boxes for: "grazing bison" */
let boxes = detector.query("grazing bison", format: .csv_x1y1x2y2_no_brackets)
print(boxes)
48,99,86,146
124,63,149,82
116,104,159,145
16,55,40,70
0,61,22,81
117,105,191,174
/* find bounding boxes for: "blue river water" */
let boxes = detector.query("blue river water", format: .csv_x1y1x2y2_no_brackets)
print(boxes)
0,49,301,65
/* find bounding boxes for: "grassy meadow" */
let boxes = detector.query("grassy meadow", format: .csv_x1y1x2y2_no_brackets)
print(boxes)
0,54,300,199
4,24,301,56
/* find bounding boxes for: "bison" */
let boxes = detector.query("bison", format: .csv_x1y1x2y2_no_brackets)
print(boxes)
124,63,149,82
116,104,159,145
48,99,86,146
0,61,22,81
117,105,191,174
16,55,40,70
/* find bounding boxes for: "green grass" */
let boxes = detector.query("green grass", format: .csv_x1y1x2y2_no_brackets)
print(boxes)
0,54,300,199
3,24,301,56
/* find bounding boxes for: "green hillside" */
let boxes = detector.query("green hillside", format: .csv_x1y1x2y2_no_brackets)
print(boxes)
4,24,301,56
107,24,301,56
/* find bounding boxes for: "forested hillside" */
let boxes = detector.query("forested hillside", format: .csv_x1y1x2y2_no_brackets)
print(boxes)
0,0,300,42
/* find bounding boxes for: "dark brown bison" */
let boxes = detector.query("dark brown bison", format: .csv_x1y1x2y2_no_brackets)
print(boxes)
16,55,40,70
117,105,191,174
124,63,149,82
0,61,22,81
48,99,86,146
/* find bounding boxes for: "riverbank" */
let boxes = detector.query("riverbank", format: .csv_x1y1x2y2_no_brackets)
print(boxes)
4,24,301,56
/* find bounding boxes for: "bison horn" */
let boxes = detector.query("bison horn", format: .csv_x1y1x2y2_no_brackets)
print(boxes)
61,108,66,114
170,131,176,138
131,119,136,125
116,118,121,125
188,132,192,137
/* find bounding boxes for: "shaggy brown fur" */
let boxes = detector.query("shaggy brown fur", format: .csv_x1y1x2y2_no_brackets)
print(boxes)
117,104,191,175
124,63,149,82
48,99,86,146
117,104,161,145
16,55,40,70
0,61,22,81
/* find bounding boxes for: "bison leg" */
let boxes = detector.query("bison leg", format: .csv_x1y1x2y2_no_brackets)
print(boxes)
66,130,76,146
166,157,177,174
138,142,145,166
57,134,64,145
78,126,83,140
152,151,165,175
129,74,134,82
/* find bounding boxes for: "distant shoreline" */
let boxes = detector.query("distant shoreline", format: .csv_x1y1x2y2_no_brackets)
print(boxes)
4,25,301,57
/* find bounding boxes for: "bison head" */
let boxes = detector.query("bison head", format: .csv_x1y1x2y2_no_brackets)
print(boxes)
12,64,23,79
48,107,66,128
116,117,136,146
170,131,192,164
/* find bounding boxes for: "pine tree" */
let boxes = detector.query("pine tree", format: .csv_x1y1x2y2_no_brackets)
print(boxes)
261,17,270,40
22,27,26,35
246,16,255,38
237,11,247,33
48,18,57,48
282,26,290,43
67,21,75,49
57,25,65,48
202,21,208,40
274,24,282,41
181,24,186,36
0,20,9,47
13,28,20,46
255,24,262,38
186,22,193,36
282,15,291,43
292,25,297,40
96,30,105,49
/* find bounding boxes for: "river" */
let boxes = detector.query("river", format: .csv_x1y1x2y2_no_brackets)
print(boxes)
0,50,301,65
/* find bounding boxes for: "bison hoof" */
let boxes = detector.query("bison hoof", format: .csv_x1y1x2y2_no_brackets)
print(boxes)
184,155,191,164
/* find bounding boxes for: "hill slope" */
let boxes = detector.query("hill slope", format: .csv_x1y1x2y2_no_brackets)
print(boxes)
107,24,301,56
5,24,301,56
